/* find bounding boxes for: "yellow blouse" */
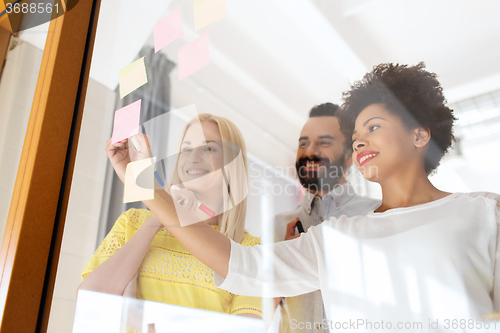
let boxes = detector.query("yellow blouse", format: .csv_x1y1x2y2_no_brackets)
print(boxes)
82,208,262,317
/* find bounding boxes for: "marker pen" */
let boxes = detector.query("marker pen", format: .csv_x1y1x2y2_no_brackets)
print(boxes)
130,136,142,152
130,135,165,188
296,220,305,233
170,185,215,218
154,170,165,188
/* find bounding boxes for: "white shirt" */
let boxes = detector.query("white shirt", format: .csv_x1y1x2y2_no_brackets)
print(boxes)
216,192,500,332
274,182,380,333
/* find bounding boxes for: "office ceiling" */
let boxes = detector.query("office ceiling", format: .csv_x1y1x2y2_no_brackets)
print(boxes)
21,0,500,170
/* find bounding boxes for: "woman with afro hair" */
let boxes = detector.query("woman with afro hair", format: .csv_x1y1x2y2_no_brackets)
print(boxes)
105,63,500,331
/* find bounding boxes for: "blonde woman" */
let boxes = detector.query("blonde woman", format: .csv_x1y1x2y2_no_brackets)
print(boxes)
79,114,262,320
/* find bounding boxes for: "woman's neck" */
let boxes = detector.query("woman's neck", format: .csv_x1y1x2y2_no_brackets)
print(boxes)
376,165,450,213
204,216,219,225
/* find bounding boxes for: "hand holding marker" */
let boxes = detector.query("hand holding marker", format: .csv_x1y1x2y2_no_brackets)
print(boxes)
170,185,216,218
130,135,167,188
296,220,305,233
130,135,216,218
130,136,142,152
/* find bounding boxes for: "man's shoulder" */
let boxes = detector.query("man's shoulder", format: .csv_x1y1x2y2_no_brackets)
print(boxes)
272,205,305,242
274,205,303,222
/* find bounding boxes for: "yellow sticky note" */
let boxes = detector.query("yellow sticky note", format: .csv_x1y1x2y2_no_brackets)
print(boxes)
118,57,148,98
193,0,226,31
124,157,156,203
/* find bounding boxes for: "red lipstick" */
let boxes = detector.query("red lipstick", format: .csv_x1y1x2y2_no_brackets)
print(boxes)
356,151,379,167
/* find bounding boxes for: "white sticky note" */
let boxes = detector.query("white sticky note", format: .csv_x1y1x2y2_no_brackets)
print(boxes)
124,157,156,203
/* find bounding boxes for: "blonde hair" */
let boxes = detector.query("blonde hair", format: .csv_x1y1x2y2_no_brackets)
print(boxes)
170,114,248,243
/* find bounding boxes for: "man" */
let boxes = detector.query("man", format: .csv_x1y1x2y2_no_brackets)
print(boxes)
274,103,380,333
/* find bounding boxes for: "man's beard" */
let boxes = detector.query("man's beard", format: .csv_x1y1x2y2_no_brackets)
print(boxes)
295,154,346,194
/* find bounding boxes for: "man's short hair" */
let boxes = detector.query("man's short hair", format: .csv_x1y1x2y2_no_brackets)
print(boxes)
309,103,340,118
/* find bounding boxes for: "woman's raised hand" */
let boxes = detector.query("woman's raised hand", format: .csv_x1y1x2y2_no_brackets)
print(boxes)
105,138,130,182
105,134,153,183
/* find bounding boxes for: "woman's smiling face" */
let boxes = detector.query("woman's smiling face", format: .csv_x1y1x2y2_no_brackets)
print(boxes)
178,121,224,192
351,103,419,182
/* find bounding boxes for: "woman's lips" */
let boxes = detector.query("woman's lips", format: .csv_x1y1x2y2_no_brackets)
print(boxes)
357,151,379,167
185,168,210,176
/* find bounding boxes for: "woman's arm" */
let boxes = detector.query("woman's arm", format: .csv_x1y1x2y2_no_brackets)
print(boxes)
77,216,162,295
238,313,261,319
143,188,322,298
144,189,232,278
122,272,139,298
104,135,319,294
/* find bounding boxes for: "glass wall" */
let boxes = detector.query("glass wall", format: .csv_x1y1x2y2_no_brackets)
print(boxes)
39,0,500,331
47,0,302,331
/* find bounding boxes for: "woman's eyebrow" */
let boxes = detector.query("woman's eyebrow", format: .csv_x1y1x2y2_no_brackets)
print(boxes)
183,140,220,146
363,117,385,127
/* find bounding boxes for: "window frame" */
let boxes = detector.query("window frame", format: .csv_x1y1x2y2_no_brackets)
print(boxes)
0,1,101,332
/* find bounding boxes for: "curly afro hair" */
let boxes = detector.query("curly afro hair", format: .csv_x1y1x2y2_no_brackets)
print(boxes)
338,62,456,175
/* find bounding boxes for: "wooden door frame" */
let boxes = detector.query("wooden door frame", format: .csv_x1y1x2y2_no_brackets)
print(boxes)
0,1,101,332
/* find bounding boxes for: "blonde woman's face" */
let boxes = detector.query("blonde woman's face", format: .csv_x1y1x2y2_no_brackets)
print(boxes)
178,121,224,192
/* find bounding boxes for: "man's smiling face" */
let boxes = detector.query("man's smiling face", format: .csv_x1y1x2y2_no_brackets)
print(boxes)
295,116,351,195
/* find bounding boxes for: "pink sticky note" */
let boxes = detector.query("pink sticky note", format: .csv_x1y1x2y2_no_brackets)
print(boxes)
111,100,141,144
153,7,184,53
178,32,210,81
193,0,226,31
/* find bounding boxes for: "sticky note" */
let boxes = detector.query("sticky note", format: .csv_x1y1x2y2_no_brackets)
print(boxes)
124,157,156,203
193,0,226,31
153,7,184,53
111,100,141,144
178,32,210,81
118,57,148,98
